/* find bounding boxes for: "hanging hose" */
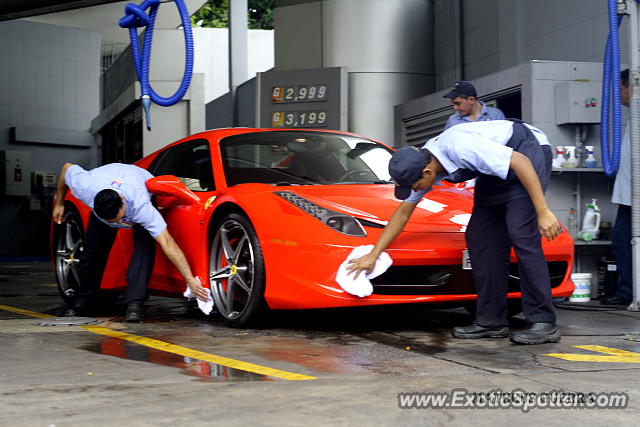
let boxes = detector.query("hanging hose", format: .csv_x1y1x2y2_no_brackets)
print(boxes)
119,0,194,130
601,0,623,177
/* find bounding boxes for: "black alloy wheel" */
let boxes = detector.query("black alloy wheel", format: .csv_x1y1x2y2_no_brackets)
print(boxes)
54,210,84,305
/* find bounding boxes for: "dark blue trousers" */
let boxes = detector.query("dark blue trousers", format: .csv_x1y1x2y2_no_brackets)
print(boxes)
466,196,556,326
77,212,156,306
612,204,632,302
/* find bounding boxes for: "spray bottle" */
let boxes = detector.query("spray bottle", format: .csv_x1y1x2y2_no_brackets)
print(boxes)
578,199,601,241
583,145,597,168
563,146,578,168
553,146,565,168
567,208,578,238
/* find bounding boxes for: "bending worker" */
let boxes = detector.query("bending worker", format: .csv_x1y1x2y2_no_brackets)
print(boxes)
347,119,562,345
53,162,209,322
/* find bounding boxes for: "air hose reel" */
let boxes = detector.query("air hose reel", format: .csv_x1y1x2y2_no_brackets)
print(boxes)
119,0,194,130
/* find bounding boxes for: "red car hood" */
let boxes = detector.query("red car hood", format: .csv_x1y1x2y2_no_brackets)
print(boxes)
269,183,474,233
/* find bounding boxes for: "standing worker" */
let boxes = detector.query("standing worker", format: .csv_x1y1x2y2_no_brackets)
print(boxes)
443,80,505,130
602,68,633,306
53,162,209,322
347,120,562,345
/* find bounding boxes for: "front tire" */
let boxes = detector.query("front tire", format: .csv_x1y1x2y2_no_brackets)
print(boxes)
53,210,84,305
209,213,266,327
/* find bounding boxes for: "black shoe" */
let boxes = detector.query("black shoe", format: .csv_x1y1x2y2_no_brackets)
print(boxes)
452,323,509,339
509,322,560,345
600,296,631,306
125,301,145,322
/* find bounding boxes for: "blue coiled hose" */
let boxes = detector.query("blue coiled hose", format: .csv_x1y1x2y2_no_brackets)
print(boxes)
119,0,194,130
601,0,623,177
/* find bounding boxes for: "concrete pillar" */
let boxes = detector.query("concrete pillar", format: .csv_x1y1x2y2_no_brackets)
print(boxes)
274,0,434,145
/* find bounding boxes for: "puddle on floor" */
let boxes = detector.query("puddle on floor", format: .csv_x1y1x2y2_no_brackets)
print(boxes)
81,336,273,382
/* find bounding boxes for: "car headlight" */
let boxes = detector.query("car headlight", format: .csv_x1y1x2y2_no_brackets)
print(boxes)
275,191,366,237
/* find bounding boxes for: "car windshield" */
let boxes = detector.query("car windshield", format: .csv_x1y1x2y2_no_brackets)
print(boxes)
220,131,394,186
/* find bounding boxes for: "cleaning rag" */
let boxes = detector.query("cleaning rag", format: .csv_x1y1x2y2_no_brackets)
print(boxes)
183,276,214,315
335,245,393,297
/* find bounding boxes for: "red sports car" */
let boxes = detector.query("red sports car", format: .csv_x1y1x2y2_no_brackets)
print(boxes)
52,128,575,326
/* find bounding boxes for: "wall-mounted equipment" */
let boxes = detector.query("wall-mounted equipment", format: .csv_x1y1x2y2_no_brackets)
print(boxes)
1,151,32,196
555,81,602,124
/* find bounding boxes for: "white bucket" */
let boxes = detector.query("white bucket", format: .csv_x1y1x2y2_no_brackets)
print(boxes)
570,273,592,302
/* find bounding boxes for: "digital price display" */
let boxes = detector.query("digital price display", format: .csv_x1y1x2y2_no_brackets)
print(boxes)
271,111,328,128
271,85,328,103
257,67,347,131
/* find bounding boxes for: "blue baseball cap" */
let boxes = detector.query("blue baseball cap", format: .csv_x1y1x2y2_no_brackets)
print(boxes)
388,146,429,200
443,80,477,99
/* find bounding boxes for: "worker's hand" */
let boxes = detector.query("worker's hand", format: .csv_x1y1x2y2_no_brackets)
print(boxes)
187,276,210,302
52,203,65,224
346,252,377,279
538,209,562,241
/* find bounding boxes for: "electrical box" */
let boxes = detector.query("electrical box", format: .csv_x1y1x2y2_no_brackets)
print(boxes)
1,151,32,196
32,171,57,189
555,81,602,124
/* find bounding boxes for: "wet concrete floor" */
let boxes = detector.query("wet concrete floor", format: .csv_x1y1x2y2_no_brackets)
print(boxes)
1,262,639,426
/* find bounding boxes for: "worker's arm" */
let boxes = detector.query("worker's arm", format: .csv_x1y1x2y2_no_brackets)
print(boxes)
53,163,74,224
155,228,209,301
510,151,561,241
346,201,418,278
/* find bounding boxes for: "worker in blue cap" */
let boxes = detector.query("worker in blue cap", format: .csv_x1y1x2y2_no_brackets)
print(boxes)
347,119,562,345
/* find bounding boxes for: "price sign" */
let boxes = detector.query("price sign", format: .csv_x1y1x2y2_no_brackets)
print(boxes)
271,111,328,128
271,85,328,103
258,67,347,130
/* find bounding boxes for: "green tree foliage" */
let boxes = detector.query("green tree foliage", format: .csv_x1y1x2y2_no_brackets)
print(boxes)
191,0,274,29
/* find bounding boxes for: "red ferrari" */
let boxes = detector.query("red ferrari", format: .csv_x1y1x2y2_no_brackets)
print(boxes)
52,128,575,326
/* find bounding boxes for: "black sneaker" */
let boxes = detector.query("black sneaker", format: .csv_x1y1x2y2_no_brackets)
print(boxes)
509,322,561,345
125,301,145,322
452,323,510,339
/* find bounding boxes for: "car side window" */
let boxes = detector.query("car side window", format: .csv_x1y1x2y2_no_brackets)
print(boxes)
148,139,215,192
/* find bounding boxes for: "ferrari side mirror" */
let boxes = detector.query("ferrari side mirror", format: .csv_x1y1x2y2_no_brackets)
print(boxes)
146,175,200,205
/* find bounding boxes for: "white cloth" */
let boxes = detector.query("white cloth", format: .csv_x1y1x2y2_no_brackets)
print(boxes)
336,245,393,297
183,277,214,315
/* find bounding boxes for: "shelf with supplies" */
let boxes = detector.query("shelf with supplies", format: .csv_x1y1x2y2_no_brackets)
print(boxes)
573,240,611,246
552,167,604,173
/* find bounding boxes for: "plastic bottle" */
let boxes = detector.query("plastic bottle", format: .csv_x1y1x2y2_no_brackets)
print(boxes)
552,146,565,168
567,208,578,238
583,145,597,168
563,146,578,168
578,198,601,241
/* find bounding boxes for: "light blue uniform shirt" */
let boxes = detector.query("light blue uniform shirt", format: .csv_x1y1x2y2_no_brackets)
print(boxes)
612,121,631,206
444,101,506,130
65,163,167,238
403,120,550,204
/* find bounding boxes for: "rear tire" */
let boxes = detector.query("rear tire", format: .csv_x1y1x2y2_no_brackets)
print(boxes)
53,210,84,306
209,212,267,327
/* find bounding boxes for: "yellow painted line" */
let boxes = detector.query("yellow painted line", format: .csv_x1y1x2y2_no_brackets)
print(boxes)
83,325,316,380
41,284,58,288
0,304,317,381
0,304,55,319
544,345,640,363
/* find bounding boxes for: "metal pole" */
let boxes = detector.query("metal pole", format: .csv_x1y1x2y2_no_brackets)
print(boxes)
627,0,640,311
229,0,248,127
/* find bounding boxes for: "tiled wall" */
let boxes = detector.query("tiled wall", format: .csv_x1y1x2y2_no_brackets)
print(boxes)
0,19,101,257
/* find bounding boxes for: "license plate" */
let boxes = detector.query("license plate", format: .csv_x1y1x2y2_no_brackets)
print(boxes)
462,249,472,270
